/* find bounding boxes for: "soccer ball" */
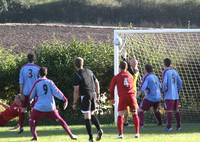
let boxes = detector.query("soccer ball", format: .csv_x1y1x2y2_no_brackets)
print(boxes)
114,36,122,46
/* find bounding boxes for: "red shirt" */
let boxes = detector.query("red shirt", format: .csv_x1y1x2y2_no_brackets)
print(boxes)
109,70,135,100
1,103,21,122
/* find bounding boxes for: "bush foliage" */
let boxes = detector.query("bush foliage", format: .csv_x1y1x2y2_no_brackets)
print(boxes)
0,40,114,123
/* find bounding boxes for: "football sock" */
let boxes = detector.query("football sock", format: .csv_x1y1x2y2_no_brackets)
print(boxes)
166,112,173,128
117,116,124,135
175,111,181,128
138,111,144,126
91,115,101,131
132,114,140,134
85,119,93,140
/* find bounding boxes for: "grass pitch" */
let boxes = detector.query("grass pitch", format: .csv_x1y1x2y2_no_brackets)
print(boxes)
0,123,199,142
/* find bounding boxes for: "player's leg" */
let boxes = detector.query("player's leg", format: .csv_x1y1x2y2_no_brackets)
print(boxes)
20,96,30,133
117,97,127,138
138,99,151,128
164,100,173,131
117,111,125,138
18,108,25,134
0,113,8,126
129,96,140,138
123,108,129,126
81,96,93,142
29,109,41,141
153,102,162,126
174,100,181,130
91,98,103,141
49,110,77,140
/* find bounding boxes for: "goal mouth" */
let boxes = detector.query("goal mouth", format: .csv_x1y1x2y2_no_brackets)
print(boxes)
113,29,200,123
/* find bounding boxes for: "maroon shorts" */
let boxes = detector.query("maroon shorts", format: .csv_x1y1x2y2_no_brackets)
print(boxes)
22,96,30,108
118,95,138,112
164,100,180,111
30,109,63,122
0,113,8,126
140,99,160,111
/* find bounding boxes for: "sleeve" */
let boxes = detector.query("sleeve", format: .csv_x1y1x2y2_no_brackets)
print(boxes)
176,72,183,91
29,84,37,100
109,76,116,100
73,73,81,86
162,71,168,92
50,81,67,102
140,77,148,93
19,68,23,85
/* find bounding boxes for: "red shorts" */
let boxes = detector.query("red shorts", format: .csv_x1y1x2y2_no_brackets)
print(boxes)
140,99,160,111
30,109,63,122
118,95,138,112
0,113,8,126
164,100,180,111
22,96,30,108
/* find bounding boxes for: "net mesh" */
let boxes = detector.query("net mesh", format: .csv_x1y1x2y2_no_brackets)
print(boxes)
117,31,200,121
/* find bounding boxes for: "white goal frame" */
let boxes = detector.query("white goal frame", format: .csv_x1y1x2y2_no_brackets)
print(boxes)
113,28,200,123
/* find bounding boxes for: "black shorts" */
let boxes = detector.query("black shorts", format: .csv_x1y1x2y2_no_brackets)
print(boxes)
80,95,96,113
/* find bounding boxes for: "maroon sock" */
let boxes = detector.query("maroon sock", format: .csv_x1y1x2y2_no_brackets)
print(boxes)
132,114,140,134
117,116,124,135
57,117,73,137
29,119,37,139
166,112,173,128
154,111,162,125
175,112,181,128
138,111,144,126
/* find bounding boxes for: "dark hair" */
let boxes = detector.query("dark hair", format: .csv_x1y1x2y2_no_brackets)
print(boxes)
145,64,153,73
119,61,127,70
27,53,34,63
164,58,171,67
39,67,48,77
74,57,84,68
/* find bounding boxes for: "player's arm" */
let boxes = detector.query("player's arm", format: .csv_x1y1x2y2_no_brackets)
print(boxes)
109,77,116,103
140,77,148,95
176,72,183,91
72,73,81,111
29,84,37,101
93,74,100,99
162,71,168,93
19,68,24,94
50,81,68,109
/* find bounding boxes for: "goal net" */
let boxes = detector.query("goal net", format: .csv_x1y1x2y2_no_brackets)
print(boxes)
113,29,200,123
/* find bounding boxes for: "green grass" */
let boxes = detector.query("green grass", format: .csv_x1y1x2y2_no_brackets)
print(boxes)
0,123,200,142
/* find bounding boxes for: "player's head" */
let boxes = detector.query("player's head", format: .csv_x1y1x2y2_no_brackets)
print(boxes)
119,61,128,71
74,57,84,69
129,58,138,68
39,67,48,77
27,53,35,63
164,58,171,67
145,64,153,73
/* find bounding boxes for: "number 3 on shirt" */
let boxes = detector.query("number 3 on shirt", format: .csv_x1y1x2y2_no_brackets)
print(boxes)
123,78,129,87
28,69,33,78
43,84,48,95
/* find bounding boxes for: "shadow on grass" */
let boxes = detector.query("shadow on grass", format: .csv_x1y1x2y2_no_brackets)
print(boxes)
0,123,199,138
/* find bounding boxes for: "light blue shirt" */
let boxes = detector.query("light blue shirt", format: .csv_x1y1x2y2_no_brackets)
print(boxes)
141,73,161,102
19,63,40,96
162,67,183,100
29,77,67,112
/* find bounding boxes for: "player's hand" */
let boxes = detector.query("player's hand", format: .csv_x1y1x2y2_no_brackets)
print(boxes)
63,100,68,110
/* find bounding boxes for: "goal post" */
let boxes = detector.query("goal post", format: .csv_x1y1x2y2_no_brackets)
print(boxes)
113,29,200,123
